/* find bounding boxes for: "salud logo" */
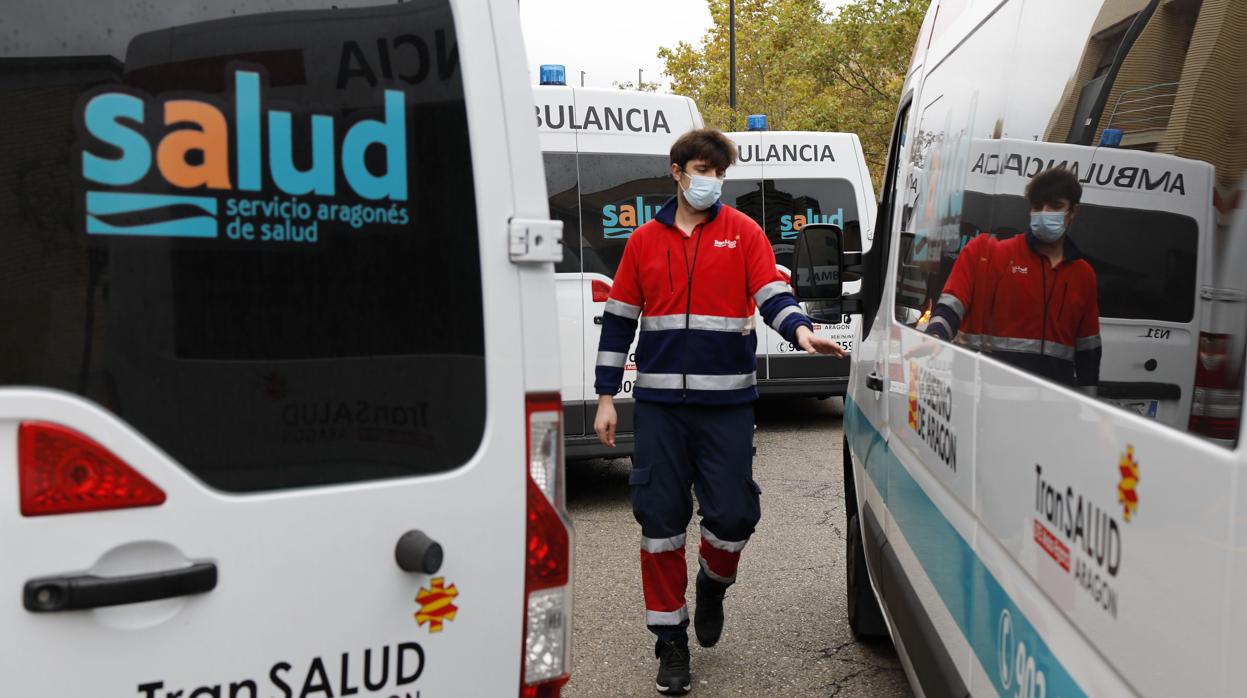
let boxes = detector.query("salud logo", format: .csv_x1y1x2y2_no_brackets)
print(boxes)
600,195,667,239
778,207,844,239
76,68,410,243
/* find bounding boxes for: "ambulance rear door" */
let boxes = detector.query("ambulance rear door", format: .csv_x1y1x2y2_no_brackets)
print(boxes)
722,131,768,379
756,132,870,383
0,0,566,695
535,84,587,437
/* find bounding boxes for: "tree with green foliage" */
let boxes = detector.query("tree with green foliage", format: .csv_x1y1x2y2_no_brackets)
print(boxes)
614,79,662,92
659,0,927,185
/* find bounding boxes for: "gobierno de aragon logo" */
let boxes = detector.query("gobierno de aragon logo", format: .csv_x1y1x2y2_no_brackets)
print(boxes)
74,66,411,244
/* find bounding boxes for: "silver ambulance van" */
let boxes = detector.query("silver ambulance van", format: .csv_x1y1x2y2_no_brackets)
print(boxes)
1,1,573,696
794,0,1247,695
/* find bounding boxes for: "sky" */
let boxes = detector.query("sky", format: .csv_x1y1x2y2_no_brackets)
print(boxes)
520,0,853,91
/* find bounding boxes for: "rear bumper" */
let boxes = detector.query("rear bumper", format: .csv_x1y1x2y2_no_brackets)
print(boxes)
566,432,635,460
756,376,848,398
757,354,851,397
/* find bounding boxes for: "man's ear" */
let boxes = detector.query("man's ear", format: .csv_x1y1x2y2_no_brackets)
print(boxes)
670,162,682,183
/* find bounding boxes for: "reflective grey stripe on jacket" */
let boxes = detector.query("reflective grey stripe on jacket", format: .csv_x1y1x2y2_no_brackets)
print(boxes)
639,314,752,332
634,372,757,391
955,333,1075,361
769,305,802,333
605,298,641,320
753,280,792,306
596,351,628,368
1076,335,1102,351
938,293,966,320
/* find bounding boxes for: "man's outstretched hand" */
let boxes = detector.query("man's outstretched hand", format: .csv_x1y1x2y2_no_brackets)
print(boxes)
796,325,848,357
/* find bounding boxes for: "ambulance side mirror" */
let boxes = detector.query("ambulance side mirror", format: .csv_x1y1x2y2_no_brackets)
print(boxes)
792,223,863,323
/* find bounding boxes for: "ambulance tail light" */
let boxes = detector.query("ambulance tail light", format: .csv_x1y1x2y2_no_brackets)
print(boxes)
18,422,166,516
591,279,612,303
522,393,572,696
1189,332,1242,444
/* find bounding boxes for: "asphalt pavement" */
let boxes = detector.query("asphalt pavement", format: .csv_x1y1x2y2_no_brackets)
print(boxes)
564,397,913,697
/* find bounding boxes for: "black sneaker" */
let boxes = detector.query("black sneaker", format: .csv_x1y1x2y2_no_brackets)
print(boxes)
694,583,725,648
655,640,691,695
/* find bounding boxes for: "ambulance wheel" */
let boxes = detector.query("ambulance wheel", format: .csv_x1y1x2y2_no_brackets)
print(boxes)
847,512,888,641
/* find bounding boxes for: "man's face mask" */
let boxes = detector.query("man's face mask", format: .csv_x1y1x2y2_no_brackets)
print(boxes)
1029,210,1068,243
680,170,723,211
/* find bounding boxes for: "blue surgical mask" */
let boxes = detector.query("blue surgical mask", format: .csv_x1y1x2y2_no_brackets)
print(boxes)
680,171,723,211
1029,211,1067,243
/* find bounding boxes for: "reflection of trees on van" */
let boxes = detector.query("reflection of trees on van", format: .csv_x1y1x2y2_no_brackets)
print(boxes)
0,57,124,397
577,153,671,277
727,178,859,270
543,153,581,274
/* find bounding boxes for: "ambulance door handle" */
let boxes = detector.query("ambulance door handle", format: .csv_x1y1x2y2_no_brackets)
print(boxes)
23,561,218,613
865,372,884,392
395,530,444,575
593,316,603,325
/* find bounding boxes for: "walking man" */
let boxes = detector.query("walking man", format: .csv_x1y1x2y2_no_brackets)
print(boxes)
593,128,844,695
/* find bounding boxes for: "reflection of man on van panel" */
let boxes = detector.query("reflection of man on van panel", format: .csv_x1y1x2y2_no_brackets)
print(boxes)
928,169,1102,390
592,129,843,695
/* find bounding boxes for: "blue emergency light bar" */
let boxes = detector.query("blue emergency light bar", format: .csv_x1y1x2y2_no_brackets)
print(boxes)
747,114,768,131
1100,128,1123,148
540,64,567,86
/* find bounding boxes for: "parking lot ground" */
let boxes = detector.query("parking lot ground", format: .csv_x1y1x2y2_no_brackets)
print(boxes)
564,397,913,697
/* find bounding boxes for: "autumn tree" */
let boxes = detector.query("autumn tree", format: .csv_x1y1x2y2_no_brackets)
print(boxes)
659,0,927,185
614,79,662,92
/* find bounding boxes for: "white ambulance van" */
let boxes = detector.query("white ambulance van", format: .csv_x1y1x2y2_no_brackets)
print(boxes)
1,1,573,696
792,0,1247,695
534,70,703,459
725,125,876,398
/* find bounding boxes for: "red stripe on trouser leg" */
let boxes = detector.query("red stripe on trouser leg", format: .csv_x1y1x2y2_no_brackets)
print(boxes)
640,548,688,615
699,538,741,582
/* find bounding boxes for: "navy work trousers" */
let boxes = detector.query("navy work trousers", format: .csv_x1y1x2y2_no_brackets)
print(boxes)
629,400,761,645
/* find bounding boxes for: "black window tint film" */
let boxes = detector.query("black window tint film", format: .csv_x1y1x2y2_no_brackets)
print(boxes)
961,193,1197,323
753,178,860,271
544,153,581,274
722,180,763,225
577,153,672,277
1,0,485,491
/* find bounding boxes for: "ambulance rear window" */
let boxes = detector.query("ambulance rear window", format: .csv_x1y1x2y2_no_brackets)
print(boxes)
726,178,861,270
578,153,673,277
962,193,1198,323
0,0,485,492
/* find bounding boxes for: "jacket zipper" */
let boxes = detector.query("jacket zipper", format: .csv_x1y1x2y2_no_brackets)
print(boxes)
667,249,674,292
1055,277,1070,324
681,226,705,398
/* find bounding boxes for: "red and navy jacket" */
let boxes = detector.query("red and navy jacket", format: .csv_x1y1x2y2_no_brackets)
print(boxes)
928,231,1102,387
595,197,813,405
